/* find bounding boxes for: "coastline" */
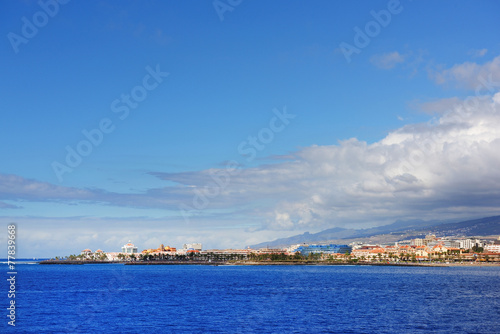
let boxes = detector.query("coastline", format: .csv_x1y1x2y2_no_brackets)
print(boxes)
38,259,500,267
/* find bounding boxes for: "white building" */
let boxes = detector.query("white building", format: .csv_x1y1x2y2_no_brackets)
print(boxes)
441,240,461,248
287,244,307,253
121,241,138,254
485,243,500,253
183,243,202,251
81,249,92,255
411,238,424,246
459,239,483,250
105,252,121,261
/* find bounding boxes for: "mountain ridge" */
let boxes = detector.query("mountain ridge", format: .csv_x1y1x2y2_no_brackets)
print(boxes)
250,215,500,249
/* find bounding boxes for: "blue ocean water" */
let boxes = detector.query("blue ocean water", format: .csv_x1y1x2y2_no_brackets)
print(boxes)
2,264,500,333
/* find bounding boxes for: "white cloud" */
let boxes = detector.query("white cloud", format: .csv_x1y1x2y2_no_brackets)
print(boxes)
469,48,488,58
159,93,500,230
431,55,500,90
2,94,500,249
370,51,405,69
414,97,462,115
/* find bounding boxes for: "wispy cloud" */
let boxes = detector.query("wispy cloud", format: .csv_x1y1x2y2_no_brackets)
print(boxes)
468,48,488,58
0,201,21,209
431,55,500,90
370,51,405,69
412,97,462,115
0,174,98,202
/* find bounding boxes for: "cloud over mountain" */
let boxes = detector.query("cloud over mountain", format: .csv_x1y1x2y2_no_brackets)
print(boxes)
157,93,500,229
2,93,500,233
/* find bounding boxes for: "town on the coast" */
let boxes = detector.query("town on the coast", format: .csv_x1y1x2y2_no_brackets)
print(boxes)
49,234,500,264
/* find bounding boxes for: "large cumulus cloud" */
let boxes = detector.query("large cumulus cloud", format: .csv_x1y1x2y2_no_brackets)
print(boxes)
157,93,500,229
2,93,500,232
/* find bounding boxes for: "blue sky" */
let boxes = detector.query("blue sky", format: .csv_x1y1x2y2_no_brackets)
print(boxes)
1,0,500,257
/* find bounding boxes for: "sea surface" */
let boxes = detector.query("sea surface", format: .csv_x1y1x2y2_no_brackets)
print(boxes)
2,264,500,333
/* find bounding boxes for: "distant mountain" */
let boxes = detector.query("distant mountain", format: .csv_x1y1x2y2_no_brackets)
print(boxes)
251,227,356,249
250,216,500,249
430,216,500,236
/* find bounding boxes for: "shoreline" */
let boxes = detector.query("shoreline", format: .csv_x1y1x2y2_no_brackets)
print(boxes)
38,260,500,267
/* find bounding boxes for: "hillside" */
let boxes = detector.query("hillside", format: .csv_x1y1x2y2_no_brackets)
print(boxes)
250,216,500,249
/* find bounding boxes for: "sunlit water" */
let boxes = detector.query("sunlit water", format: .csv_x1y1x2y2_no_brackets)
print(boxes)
3,264,500,333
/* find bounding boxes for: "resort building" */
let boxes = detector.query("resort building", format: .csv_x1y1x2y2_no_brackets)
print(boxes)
431,244,448,253
294,244,352,256
256,248,287,255
287,244,307,254
81,249,92,255
485,242,500,253
439,239,461,248
424,234,437,244
411,238,425,246
122,241,138,254
414,246,430,257
183,243,202,251
459,239,484,250
383,245,399,256
352,246,385,259
142,244,177,255
105,252,121,261
202,249,253,256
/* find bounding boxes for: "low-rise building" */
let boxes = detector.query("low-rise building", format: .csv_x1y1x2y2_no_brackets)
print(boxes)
384,245,399,256
485,242,500,253
431,244,448,253
414,246,430,257
105,252,121,261
81,249,92,255
352,246,387,260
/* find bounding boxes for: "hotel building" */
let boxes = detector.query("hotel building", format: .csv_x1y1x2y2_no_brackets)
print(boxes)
122,241,138,254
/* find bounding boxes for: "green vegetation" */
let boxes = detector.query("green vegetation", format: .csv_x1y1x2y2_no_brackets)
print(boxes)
472,246,484,253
